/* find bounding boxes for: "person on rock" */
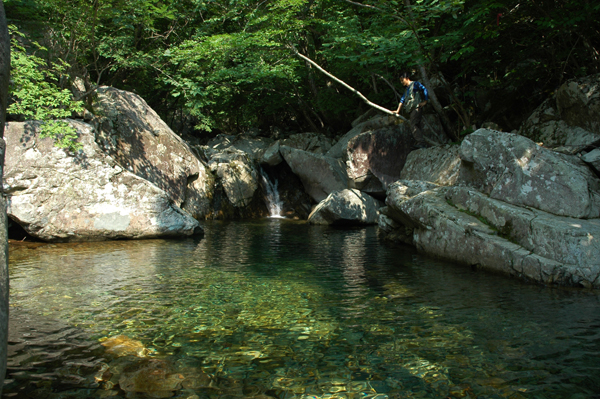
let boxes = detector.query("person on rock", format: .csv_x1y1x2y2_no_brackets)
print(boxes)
392,72,429,149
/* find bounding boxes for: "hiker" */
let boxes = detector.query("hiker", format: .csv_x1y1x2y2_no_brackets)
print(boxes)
392,72,429,148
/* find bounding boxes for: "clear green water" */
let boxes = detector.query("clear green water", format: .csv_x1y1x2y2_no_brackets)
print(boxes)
4,220,600,399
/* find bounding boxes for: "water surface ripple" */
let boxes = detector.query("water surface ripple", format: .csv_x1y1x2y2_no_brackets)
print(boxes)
4,220,600,398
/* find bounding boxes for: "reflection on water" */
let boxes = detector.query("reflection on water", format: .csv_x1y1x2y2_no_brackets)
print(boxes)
4,220,600,398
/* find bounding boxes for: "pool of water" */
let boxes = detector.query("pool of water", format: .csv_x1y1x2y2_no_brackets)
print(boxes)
3,220,600,399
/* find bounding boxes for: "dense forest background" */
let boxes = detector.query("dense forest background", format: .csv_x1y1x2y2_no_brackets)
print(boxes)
4,0,600,142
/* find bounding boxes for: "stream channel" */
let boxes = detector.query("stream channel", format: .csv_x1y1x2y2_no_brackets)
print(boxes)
4,219,600,398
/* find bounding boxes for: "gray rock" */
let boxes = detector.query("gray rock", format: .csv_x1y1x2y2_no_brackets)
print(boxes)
582,149,600,173
215,157,259,208
518,98,600,151
281,132,334,154
556,74,600,135
261,141,283,166
345,124,413,194
400,144,461,185
308,189,381,225
4,121,202,242
92,86,213,218
458,129,600,218
280,146,349,203
327,115,396,159
384,185,600,287
205,134,273,162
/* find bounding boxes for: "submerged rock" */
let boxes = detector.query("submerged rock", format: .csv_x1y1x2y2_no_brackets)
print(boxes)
101,335,148,358
4,120,202,241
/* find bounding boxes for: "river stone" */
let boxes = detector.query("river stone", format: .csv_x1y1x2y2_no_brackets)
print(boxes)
384,186,600,287
92,86,213,216
215,157,259,208
308,189,381,225
118,358,184,398
204,134,273,162
345,124,412,194
0,2,8,393
280,145,349,203
556,74,600,135
4,120,202,242
261,141,283,166
400,144,461,185
459,129,600,219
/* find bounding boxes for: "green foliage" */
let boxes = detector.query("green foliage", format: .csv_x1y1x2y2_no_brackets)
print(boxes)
8,25,85,151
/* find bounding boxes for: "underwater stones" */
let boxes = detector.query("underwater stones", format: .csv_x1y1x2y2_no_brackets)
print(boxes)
101,335,149,358
118,358,184,398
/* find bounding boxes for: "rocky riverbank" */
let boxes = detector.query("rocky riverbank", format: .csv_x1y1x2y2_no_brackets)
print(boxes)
5,75,600,287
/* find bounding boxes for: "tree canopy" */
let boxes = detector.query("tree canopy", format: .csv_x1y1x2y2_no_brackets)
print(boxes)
5,0,600,140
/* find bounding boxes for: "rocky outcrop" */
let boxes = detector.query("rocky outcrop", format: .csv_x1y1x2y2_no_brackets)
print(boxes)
380,129,600,288
280,145,349,203
400,144,461,185
459,130,600,219
308,189,381,225
4,121,202,242
345,124,413,194
92,86,213,218
518,75,600,152
386,185,600,287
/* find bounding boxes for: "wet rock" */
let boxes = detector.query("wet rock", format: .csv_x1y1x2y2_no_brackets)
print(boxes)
308,189,381,225
4,121,202,241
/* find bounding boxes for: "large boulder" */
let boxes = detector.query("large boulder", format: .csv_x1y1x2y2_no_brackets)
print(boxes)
308,189,381,225
459,129,600,219
327,114,397,159
400,144,461,185
3,121,202,241
280,146,349,203
280,132,334,154
383,185,600,287
518,98,600,152
556,74,600,135
92,86,213,218
345,124,413,194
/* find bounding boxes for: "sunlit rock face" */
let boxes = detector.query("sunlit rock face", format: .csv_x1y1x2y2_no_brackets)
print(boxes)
459,129,600,219
308,189,381,225
400,144,461,186
385,185,600,288
381,129,600,288
92,86,213,219
3,121,202,242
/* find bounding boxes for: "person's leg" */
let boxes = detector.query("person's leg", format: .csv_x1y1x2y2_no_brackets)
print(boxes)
409,107,426,147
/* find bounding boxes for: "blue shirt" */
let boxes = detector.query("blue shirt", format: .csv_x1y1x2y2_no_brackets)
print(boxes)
400,81,429,104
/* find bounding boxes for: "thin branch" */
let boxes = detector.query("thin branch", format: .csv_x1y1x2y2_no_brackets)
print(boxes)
289,46,406,121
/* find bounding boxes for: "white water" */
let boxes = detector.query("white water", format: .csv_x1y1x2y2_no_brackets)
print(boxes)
260,168,283,218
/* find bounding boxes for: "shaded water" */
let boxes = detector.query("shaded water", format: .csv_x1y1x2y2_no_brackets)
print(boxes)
4,220,600,399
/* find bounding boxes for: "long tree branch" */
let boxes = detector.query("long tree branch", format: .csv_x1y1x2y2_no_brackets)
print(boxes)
289,46,407,121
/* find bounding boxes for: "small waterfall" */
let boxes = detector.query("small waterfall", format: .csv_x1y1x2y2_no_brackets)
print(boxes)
259,167,283,218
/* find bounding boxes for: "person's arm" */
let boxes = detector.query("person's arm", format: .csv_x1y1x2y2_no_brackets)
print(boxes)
394,92,406,114
417,82,428,108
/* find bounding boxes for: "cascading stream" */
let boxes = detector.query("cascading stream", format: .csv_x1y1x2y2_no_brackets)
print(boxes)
259,167,283,218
